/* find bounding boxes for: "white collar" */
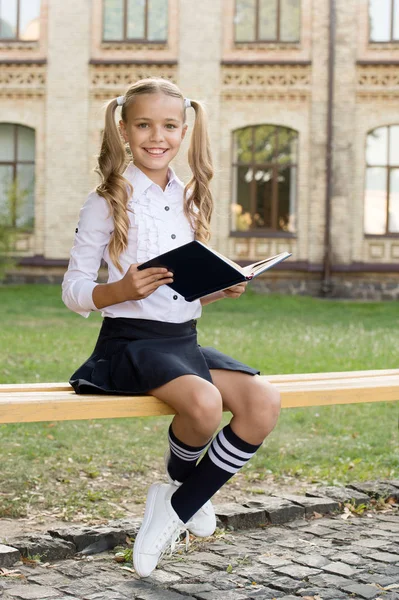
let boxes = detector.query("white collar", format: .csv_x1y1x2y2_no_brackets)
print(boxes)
123,162,184,198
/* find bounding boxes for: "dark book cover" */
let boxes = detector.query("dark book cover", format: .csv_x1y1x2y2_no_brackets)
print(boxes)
137,240,291,302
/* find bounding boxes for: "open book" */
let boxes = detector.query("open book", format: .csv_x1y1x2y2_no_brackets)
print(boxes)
137,240,292,302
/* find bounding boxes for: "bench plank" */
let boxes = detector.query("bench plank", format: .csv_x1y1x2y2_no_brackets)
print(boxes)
1,369,398,393
0,373,398,424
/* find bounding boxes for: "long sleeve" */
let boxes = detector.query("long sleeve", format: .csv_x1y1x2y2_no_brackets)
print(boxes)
62,192,113,317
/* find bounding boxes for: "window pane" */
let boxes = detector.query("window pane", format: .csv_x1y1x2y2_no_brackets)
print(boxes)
278,165,296,232
394,0,399,39
103,0,124,40
233,165,253,231
259,0,277,40
389,168,399,232
127,0,145,39
0,0,17,38
255,169,273,228
364,167,387,234
366,127,388,166
235,0,256,42
20,0,40,40
254,125,276,163
389,125,399,165
235,127,254,163
277,128,297,166
16,164,35,228
0,124,15,161
369,0,391,42
0,165,13,225
280,0,300,41
17,126,35,161
148,0,167,40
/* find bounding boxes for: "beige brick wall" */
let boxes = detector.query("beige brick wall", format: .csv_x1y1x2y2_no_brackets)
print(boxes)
1,0,398,282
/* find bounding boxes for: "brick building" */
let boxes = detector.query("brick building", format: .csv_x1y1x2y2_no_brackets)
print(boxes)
0,0,398,298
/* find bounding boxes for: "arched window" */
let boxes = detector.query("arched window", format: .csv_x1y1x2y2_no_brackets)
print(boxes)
364,125,399,235
0,124,35,230
232,125,298,233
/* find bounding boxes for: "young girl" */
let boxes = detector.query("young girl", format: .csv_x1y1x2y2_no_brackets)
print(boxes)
62,77,281,578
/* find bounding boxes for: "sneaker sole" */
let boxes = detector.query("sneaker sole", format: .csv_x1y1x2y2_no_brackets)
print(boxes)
133,484,160,577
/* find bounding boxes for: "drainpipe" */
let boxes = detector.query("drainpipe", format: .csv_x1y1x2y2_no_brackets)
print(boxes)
321,0,336,296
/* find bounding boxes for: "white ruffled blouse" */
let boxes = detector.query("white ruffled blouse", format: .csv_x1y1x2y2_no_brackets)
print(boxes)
62,163,202,323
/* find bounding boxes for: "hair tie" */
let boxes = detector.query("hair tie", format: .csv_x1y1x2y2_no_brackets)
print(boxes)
116,95,126,106
184,98,191,109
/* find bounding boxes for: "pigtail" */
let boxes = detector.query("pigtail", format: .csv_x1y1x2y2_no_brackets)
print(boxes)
95,98,132,273
184,100,214,243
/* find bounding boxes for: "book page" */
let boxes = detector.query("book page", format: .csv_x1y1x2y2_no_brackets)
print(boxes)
241,252,291,278
198,242,244,273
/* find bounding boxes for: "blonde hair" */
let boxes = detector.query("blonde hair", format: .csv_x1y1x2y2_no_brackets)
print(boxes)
95,77,214,272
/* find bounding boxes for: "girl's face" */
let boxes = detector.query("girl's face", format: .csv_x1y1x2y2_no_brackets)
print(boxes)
119,92,188,182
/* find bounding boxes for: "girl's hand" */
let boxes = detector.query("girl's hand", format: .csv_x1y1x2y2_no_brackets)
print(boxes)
120,264,174,301
221,282,247,299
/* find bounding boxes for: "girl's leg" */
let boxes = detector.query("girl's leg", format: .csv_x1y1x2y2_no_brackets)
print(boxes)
170,372,281,522
148,374,223,482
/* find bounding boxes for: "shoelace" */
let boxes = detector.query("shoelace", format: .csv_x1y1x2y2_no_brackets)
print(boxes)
157,524,189,562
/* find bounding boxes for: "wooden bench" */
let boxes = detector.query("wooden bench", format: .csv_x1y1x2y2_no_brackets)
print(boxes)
0,369,398,424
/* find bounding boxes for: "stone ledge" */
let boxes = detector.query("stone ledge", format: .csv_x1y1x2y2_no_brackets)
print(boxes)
1,480,397,566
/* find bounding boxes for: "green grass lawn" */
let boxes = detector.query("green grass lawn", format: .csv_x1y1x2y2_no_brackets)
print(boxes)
0,284,398,522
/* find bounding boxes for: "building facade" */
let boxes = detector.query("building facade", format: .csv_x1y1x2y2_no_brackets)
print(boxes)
0,0,398,298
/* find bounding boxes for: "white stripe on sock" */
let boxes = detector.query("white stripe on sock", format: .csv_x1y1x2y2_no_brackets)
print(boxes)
208,446,239,474
169,437,204,461
219,430,255,460
212,436,247,468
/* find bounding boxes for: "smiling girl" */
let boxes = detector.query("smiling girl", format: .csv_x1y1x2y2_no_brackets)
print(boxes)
62,78,280,578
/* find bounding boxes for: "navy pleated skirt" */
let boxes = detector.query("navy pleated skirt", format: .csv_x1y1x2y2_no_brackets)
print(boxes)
70,317,260,395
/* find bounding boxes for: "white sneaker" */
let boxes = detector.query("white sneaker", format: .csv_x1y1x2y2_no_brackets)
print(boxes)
133,482,188,578
164,450,217,538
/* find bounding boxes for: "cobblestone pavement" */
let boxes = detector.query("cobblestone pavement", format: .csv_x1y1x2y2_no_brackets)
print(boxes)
1,510,398,600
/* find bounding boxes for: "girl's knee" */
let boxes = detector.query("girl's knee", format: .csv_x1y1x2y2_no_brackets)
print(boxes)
185,386,223,437
246,380,281,436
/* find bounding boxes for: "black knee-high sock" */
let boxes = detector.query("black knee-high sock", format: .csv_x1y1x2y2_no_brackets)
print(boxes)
170,423,261,523
167,424,210,483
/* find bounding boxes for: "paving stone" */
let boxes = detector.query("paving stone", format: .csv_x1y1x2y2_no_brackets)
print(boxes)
183,591,248,600
49,526,127,554
348,481,399,502
5,585,62,599
115,580,197,599
273,493,339,516
0,544,20,568
214,503,268,529
306,485,371,507
26,572,71,586
297,588,348,600
8,535,75,561
369,551,399,563
184,551,231,569
308,572,354,588
243,497,305,524
256,555,292,567
273,563,321,580
58,575,105,596
353,537,394,549
299,525,337,537
341,582,382,599
144,569,181,584
321,560,357,576
292,553,330,568
163,562,213,577
171,583,218,595
267,576,303,593
84,594,130,600
329,551,368,565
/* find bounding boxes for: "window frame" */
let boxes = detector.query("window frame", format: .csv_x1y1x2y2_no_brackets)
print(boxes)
0,123,35,230
230,124,298,236
0,0,40,42
364,125,399,238
102,0,168,44
234,0,301,44
368,0,399,44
